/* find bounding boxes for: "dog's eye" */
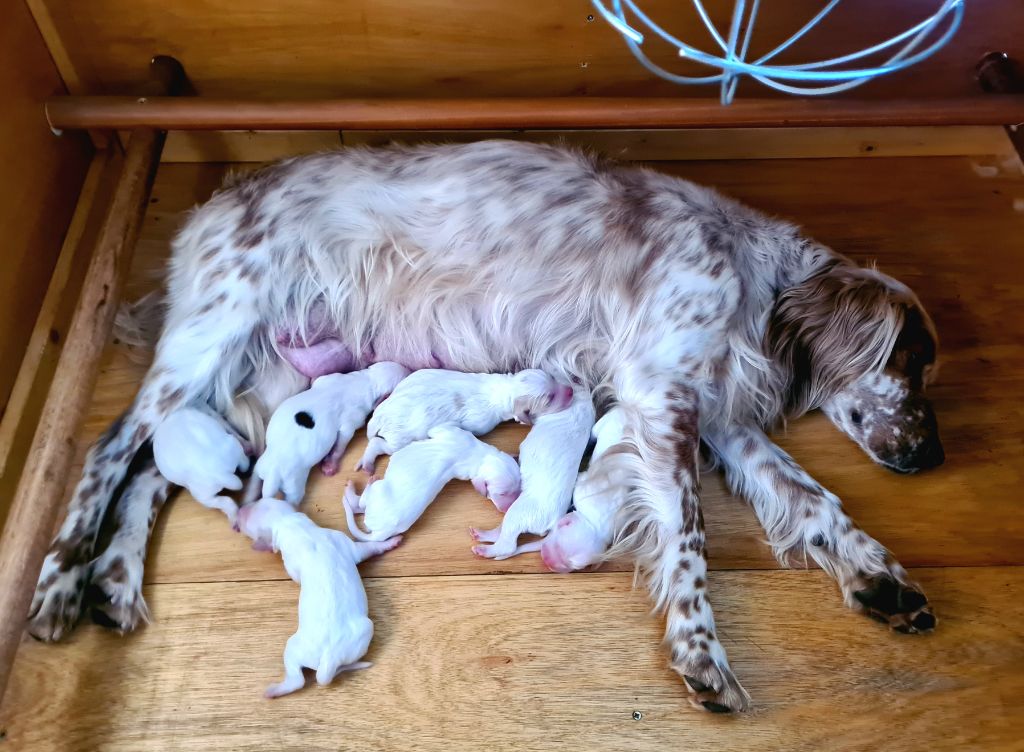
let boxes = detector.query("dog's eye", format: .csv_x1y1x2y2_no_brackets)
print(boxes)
850,410,863,426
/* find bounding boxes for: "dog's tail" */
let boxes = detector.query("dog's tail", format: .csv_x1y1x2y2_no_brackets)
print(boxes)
341,491,375,541
113,291,165,362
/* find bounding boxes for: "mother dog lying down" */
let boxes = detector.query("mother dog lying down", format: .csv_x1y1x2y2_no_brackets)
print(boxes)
29,140,944,713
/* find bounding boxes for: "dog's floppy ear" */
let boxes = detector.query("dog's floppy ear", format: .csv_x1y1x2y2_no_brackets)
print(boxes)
766,264,905,416
886,303,939,388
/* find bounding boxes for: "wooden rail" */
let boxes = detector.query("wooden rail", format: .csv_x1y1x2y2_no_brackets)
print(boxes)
46,95,1024,132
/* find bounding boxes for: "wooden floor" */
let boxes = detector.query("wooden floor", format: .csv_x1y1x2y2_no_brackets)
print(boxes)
3,136,1024,751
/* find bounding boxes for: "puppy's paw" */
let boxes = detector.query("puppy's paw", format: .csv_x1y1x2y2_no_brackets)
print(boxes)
469,526,499,544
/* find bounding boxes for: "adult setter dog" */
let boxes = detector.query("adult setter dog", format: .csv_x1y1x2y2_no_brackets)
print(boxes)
28,140,944,713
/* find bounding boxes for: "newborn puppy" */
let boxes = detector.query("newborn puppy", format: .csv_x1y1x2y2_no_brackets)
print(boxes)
343,424,522,541
255,362,409,504
471,388,595,560
356,368,573,473
153,406,251,526
237,498,401,698
540,407,631,572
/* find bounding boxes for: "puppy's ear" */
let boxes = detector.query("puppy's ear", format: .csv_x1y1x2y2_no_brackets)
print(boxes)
766,265,903,415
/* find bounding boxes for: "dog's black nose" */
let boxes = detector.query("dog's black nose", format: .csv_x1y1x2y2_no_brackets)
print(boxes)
897,436,945,472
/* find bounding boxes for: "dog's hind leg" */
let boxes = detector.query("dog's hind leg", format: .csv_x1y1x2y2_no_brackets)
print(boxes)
604,382,751,714
28,284,263,640
87,454,173,632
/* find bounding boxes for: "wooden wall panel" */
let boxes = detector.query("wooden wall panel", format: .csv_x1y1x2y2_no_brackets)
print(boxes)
31,0,1023,100
0,0,91,419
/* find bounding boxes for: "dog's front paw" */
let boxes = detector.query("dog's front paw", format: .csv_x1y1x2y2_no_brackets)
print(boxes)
853,574,936,634
27,553,89,642
672,650,751,714
86,548,149,634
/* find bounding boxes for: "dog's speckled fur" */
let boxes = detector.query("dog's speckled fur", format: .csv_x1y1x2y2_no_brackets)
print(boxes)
30,141,943,712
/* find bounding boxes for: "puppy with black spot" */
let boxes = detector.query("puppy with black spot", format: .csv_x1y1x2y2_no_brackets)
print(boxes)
237,497,401,698
255,362,409,504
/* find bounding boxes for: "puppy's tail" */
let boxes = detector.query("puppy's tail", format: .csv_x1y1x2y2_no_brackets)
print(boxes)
342,492,375,541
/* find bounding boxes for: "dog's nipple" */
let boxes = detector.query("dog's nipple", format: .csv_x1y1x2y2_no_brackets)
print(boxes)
294,411,316,429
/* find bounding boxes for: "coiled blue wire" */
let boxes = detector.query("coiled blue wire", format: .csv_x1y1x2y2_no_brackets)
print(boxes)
590,0,965,104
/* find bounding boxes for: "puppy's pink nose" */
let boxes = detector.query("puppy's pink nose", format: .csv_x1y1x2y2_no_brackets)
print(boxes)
540,542,571,573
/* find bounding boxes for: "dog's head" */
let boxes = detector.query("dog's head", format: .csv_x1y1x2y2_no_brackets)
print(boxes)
767,263,943,473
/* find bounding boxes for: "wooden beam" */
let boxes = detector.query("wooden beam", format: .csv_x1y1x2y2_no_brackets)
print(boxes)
46,96,1024,133
157,126,1013,163
0,128,164,703
0,151,121,528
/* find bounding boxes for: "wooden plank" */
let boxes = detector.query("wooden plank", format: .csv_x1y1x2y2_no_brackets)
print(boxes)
0,130,164,702
61,155,1020,583
0,0,91,422
159,127,1014,163
0,152,121,529
161,129,342,163
346,126,1016,161
29,0,1024,101
2,567,1022,751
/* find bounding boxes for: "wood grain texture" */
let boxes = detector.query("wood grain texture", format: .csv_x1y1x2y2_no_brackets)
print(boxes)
43,95,1024,133
2,568,1023,751
0,130,163,701
28,0,1024,101
0,153,121,529
159,126,1015,164
0,0,91,420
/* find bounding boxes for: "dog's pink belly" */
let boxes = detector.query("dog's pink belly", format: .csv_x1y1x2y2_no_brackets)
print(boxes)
275,327,446,378
277,338,358,380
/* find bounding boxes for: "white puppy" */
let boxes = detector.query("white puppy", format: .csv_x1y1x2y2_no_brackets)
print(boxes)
540,408,631,572
255,362,409,504
343,424,522,541
153,406,250,526
471,388,595,560
237,498,401,698
356,368,573,473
